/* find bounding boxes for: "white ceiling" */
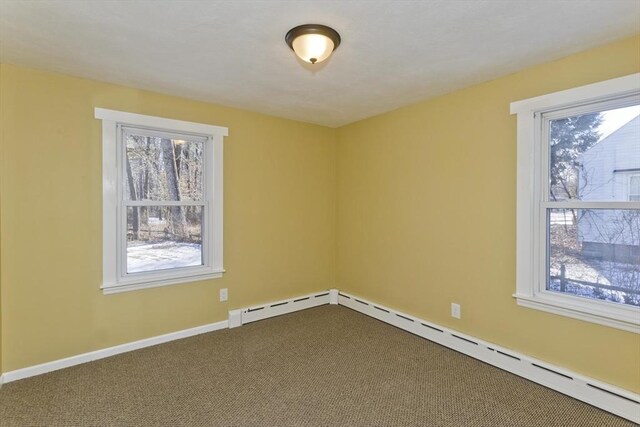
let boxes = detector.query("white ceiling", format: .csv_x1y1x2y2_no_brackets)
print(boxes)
1,1,639,127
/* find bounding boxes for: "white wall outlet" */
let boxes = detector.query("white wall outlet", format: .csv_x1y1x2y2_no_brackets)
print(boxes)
451,303,461,319
219,288,228,302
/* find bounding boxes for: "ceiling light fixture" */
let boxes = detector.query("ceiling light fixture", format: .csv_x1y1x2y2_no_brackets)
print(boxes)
285,24,341,65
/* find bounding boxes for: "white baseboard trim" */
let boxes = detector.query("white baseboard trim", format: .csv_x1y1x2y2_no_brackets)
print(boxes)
239,290,336,325
2,320,228,384
337,291,640,424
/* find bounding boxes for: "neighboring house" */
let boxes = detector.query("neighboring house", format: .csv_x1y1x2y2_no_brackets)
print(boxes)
578,115,640,263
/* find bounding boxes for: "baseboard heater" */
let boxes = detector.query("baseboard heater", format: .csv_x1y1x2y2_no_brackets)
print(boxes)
228,290,335,327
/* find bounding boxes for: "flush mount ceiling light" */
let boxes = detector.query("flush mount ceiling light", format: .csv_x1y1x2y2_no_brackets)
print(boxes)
285,24,341,65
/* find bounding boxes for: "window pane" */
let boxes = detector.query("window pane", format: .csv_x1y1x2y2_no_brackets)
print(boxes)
548,105,640,201
125,134,204,201
630,175,640,201
548,208,640,306
126,206,203,273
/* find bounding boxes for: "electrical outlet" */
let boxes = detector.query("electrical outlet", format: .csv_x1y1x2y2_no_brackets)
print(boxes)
219,288,228,302
451,303,461,319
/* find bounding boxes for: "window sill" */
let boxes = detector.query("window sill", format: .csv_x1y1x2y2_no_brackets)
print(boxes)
102,270,225,295
514,293,640,334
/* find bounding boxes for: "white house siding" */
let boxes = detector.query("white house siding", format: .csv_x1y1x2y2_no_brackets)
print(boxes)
578,116,640,250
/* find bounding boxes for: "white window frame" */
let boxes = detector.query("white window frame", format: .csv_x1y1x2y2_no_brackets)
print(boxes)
96,108,228,294
510,73,640,333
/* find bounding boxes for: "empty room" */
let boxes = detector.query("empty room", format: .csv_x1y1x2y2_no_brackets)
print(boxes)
0,1,639,426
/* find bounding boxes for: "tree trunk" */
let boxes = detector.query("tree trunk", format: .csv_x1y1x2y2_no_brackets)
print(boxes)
161,138,186,238
140,137,152,239
125,155,139,239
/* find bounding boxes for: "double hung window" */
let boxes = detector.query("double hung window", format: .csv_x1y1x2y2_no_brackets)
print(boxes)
96,109,227,294
511,74,640,332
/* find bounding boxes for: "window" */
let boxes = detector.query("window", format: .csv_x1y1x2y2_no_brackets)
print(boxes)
96,109,227,294
629,175,640,201
511,74,640,333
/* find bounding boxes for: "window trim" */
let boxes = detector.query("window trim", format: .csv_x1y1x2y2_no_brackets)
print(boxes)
510,73,640,333
95,108,228,294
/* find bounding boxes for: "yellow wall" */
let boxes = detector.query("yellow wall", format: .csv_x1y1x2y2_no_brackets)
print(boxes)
336,35,640,393
0,64,337,372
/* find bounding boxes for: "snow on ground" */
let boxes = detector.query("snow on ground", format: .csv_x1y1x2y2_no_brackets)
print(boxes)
550,258,611,285
548,278,626,303
548,223,639,306
549,211,573,225
127,241,202,273
549,259,639,306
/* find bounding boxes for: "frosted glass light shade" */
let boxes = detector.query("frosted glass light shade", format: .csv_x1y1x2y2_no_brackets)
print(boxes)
286,24,341,65
292,34,335,64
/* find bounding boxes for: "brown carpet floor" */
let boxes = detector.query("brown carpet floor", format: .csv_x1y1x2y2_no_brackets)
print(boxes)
0,305,636,426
